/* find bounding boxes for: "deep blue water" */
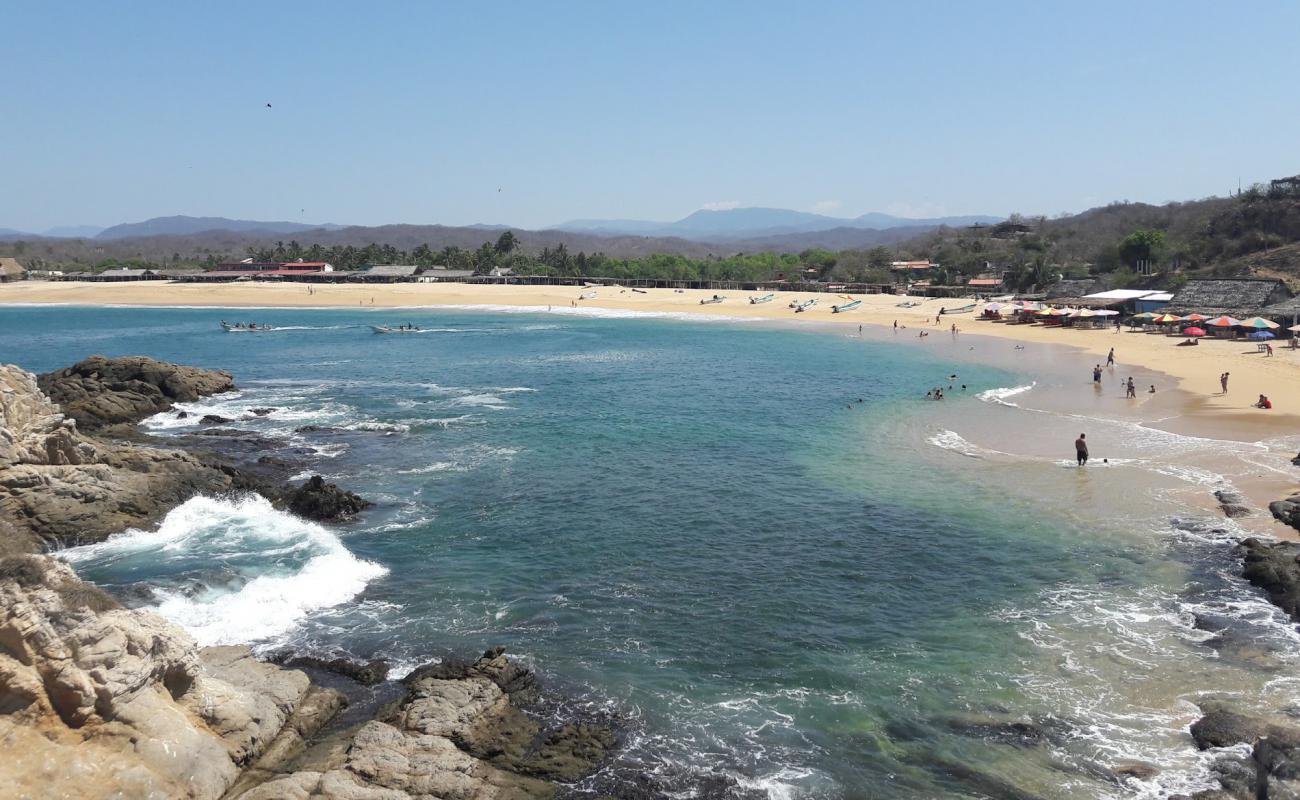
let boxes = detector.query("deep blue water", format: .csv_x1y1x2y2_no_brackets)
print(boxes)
5,305,1292,799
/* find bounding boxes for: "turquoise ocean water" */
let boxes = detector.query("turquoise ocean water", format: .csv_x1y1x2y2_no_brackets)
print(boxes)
5,305,1299,799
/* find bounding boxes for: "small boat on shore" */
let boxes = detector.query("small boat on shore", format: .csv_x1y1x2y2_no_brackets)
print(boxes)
632,288,647,294
941,303,977,315
220,321,274,332
579,291,597,300
831,300,862,314
794,299,817,313
896,301,921,308
371,325,422,334
700,295,726,305
749,293,775,305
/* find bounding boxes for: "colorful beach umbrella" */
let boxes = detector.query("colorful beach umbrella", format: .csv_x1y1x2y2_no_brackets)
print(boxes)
1153,313,1182,324
1130,312,1158,321
1240,316,1281,329
1092,309,1120,316
1182,327,1207,337
1180,313,1209,322
1249,330,1276,341
1206,315,1242,327
1288,324,1300,333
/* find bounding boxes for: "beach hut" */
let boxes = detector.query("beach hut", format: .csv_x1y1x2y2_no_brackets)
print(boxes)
1164,278,1292,318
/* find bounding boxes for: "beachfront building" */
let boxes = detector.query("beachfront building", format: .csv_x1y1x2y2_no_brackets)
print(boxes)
359,265,420,283
1165,278,1292,318
418,266,476,282
0,257,27,282
83,268,161,282
891,261,936,280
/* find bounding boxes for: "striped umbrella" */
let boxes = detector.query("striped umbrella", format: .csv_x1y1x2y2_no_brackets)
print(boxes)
1240,316,1281,329
1206,315,1242,327
1180,313,1209,322
1131,311,1158,320
1153,313,1182,324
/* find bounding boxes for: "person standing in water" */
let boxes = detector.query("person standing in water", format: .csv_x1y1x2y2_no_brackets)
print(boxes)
1093,365,1103,384
1126,377,1137,398
1075,433,1089,466
1106,348,1115,367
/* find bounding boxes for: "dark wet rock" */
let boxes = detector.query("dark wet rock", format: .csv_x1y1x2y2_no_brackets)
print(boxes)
1208,754,1256,799
199,414,234,425
938,712,1059,748
248,407,276,416
175,410,189,419
920,755,1049,800
294,424,339,434
1215,489,1251,519
282,475,372,522
1269,496,1300,533
1254,726,1300,799
1191,703,1272,749
1111,760,1160,781
37,355,234,430
274,655,391,687
1240,538,1300,622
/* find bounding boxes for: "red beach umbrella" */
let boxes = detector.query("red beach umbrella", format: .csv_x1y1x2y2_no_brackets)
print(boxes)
1182,327,1206,337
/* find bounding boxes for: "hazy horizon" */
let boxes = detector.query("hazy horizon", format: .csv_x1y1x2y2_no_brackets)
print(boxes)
5,1,1297,232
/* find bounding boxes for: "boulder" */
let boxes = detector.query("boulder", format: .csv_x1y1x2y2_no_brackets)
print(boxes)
37,355,234,430
1240,538,1300,622
1191,704,1272,749
284,475,372,522
200,414,235,425
1215,489,1251,519
1254,726,1300,799
1270,497,1300,532
277,655,391,686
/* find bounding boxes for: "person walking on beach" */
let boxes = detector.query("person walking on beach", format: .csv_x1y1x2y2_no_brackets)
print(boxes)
893,320,898,332
1106,348,1115,367
1075,433,1089,466
1221,372,1230,393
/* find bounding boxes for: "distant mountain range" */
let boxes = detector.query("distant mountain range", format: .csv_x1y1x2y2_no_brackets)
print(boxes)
1,208,1000,245
553,207,1002,240
0,216,345,241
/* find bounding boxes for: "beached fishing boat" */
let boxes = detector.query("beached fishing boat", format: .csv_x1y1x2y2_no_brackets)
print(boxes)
794,299,817,313
749,293,775,305
941,303,977,314
579,291,597,300
700,295,726,305
371,325,422,334
831,300,862,313
895,301,921,308
220,321,274,332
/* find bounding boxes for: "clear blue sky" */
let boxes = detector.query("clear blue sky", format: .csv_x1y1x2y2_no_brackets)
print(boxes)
4,1,1298,232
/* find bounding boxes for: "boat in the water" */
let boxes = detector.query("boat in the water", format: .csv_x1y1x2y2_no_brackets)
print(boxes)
831,300,862,313
579,291,597,300
749,293,775,305
220,321,274,332
793,299,817,313
371,325,423,334
700,295,726,305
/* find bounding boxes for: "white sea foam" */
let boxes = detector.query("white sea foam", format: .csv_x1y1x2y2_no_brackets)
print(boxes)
975,383,1035,406
61,495,387,646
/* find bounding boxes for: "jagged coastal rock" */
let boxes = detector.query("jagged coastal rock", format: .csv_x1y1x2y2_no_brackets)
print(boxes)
1239,538,1300,622
0,362,247,552
1269,493,1300,532
0,555,609,799
36,355,235,431
284,475,374,522
0,356,615,798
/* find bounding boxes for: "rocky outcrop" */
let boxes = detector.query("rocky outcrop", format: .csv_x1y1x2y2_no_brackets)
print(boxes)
234,647,613,800
0,556,614,800
1269,495,1300,533
0,363,249,551
36,355,234,430
0,554,341,800
1239,538,1300,622
284,475,373,522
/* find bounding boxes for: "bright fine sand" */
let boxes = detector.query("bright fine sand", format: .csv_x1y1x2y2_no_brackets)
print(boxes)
5,279,1300,435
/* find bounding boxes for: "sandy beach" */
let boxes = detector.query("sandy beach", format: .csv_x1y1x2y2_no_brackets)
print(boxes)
7,280,1300,431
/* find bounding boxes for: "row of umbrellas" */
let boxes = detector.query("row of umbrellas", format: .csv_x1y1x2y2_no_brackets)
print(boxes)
1129,311,1284,328
985,302,1297,339
984,302,1119,318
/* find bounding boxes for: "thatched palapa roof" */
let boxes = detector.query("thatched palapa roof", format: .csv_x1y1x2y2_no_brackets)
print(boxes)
1165,278,1292,317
